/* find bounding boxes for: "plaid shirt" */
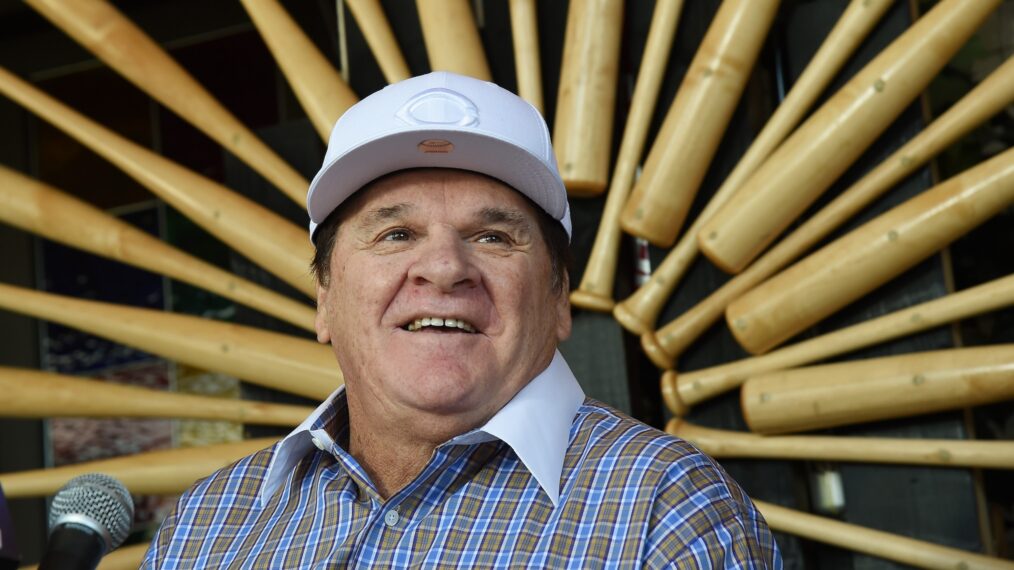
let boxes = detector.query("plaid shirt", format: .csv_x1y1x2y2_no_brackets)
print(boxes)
143,353,780,568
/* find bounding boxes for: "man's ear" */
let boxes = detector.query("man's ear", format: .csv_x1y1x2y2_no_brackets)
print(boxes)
315,282,332,344
555,276,572,342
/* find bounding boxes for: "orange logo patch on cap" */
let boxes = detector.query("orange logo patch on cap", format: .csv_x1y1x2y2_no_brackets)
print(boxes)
418,139,454,153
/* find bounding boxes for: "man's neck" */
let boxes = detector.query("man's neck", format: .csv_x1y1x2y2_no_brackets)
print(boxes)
344,397,486,500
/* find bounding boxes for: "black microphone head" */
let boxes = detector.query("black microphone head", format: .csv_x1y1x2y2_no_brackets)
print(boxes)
49,474,134,553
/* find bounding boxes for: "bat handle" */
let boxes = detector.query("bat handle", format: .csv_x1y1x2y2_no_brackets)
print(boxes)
660,370,690,416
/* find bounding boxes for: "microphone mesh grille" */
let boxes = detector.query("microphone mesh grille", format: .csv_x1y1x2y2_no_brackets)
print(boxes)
49,473,134,551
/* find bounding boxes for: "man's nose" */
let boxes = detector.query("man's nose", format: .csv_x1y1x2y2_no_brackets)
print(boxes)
408,229,479,292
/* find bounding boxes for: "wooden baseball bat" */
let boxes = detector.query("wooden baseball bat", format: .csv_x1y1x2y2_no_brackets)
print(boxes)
570,0,684,312
0,165,316,332
0,66,316,298
240,0,359,142
698,0,1001,274
24,0,310,206
0,283,340,400
643,54,1014,367
613,0,896,335
0,367,312,426
754,500,1014,569
345,0,411,83
508,0,544,113
22,543,151,570
727,146,1014,355
663,272,1014,413
552,0,625,197
668,419,1014,470
741,346,1014,434
415,0,491,80
0,438,277,498
619,0,779,245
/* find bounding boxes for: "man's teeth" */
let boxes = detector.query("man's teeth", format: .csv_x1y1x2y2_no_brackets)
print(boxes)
406,317,476,333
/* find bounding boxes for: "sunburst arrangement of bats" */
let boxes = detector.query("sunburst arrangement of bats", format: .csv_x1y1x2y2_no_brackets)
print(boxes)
0,0,1012,568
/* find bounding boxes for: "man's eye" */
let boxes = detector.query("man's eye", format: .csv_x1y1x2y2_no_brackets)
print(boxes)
382,229,411,241
477,233,505,244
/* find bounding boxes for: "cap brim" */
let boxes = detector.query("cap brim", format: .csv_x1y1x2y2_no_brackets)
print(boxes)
307,127,568,239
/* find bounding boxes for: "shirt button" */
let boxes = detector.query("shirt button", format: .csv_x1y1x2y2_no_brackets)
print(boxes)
311,437,326,451
384,510,400,527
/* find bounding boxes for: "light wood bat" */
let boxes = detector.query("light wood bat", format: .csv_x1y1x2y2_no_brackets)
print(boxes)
727,145,1014,355
0,283,340,400
345,0,411,83
668,419,1014,469
0,438,277,498
0,165,315,332
741,345,1014,434
619,0,779,246
570,0,684,312
0,367,311,426
698,0,1001,273
508,0,544,113
613,0,896,335
643,54,1014,366
552,0,625,197
0,66,316,298
415,0,492,80
25,0,310,205
240,0,359,142
663,273,1014,413
755,501,1014,569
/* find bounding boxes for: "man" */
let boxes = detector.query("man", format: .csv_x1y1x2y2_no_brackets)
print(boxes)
143,72,781,568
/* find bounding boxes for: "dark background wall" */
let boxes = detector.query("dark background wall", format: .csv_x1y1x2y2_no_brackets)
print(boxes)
0,0,1010,566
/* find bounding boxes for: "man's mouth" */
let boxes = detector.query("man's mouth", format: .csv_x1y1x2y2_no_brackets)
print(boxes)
403,317,477,333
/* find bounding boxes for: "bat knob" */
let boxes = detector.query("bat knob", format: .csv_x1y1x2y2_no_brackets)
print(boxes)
569,289,615,313
641,332,674,369
612,302,652,336
660,370,689,417
563,177,606,198
663,417,684,436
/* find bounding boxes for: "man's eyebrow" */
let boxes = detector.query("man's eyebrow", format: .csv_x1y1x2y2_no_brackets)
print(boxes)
478,207,533,233
358,203,414,228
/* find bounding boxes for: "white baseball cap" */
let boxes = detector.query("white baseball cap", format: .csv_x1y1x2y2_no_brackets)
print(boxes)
307,71,571,241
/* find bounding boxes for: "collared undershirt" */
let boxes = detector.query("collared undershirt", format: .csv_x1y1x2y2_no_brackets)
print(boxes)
143,351,781,568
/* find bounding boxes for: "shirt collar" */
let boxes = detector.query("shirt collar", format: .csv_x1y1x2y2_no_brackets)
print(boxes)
260,350,585,507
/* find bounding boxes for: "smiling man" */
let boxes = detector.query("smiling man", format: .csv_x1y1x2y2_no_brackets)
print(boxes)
144,72,781,568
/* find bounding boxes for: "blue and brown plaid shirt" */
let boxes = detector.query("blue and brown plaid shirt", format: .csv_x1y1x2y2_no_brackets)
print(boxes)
143,353,780,568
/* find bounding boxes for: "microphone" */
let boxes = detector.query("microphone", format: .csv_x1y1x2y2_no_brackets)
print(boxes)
0,483,20,570
39,474,134,570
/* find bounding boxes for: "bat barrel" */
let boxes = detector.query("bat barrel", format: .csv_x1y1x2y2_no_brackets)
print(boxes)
552,0,624,197
669,272,1014,412
241,0,358,141
619,0,778,246
727,147,1014,355
570,0,684,312
645,52,1014,364
416,0,491,80
0,439,276,498
0,282,340,400
755,500,1014,569
698,0,1002,274
667,419,1014,469
345,0,411,83
741,346,1014,434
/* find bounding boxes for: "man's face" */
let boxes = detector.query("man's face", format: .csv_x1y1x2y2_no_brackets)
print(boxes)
315,169,571,429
